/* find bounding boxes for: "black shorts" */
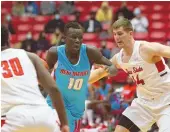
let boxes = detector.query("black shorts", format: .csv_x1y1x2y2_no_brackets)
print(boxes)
118,115,140,132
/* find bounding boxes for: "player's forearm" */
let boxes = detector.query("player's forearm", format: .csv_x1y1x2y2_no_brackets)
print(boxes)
48,88,68,127
88,68,109,84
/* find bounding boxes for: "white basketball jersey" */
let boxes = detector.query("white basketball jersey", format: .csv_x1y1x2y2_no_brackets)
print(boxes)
1,49,47,116
116,41,170,106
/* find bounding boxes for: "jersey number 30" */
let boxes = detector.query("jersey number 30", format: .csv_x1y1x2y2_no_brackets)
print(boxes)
68,78,83,90
1,57,24,78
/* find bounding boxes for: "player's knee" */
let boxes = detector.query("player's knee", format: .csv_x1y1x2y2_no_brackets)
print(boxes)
114,125,130,132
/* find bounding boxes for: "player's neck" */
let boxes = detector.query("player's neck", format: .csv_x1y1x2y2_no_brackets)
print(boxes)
65,48,80,58
123,39,135,55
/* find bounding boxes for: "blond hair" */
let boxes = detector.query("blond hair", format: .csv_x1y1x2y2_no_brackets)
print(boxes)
112,18,133,31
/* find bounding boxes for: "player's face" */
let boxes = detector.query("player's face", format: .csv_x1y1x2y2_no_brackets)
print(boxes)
65,28,83,53
113,27,132,48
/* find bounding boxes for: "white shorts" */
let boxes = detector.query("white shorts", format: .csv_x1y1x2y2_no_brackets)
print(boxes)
1,105,61,132
123,98,170,132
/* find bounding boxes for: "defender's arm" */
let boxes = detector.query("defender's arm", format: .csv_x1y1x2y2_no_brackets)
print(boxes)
46,46,58,72
27,52,69,131
88,50,119,84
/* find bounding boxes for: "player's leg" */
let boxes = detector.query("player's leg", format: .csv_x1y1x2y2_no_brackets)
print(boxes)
157,105,170,132
74,119,81,132
114,115,140,132
115,98,155,132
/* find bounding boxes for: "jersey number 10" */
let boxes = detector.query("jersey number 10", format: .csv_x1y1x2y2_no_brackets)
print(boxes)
68,78,83,90
1,57,24,78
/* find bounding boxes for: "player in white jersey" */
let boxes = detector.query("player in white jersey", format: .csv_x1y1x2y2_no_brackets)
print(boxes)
1,25,69,132
88,18,170,132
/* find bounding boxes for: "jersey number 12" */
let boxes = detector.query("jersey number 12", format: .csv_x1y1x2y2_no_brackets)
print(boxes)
1,57,24,78
68,78,83,90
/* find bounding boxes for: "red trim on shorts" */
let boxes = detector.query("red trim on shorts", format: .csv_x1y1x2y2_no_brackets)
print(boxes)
74,119,81,132
155,60,165,73
1,119,6,127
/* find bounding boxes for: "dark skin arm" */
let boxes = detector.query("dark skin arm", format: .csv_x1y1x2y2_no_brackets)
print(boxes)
46,46,58,72
87,45,112,66
87,45,118,84
27,52,69,131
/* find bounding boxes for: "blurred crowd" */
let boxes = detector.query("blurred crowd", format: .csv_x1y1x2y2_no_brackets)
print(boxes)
2,2,169,60
2,1,170,131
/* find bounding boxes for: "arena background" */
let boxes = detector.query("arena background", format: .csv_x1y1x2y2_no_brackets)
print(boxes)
1,1,170,132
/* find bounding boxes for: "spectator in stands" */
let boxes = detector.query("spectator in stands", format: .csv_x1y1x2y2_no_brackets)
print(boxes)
59,1,75,15
25,1,38,16
100,41,111,59
37,31,50,51
44,11,65,33
96,2,113,24
12,1,25,16
114,2,134,21
21,32,37,53
83,11,102,33
131,8,149,33
36,31,50,59
72,10,83,26
40,1,56,15
51,28,63,46
87,77,112,128
3,14,16,34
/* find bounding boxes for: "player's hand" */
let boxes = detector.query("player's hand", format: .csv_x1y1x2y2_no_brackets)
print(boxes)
61,125,70,132
104,65,117,76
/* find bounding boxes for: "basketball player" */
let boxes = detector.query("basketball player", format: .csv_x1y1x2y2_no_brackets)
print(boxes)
89,18,170,132
46,22,117,132
1,25,69,132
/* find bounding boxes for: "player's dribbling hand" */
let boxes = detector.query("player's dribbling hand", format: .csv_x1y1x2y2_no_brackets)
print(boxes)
61,125,70,132
104,65,117,76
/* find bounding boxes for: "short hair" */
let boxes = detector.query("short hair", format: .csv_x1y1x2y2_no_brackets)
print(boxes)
112,18,133,32
64,22,82,35
1,25,9,47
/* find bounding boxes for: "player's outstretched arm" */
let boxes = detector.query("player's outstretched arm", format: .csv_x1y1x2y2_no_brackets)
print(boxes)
27,52,69,132
87,45,118,84
46,46,58,72
144,41,170,58
88,55,119,84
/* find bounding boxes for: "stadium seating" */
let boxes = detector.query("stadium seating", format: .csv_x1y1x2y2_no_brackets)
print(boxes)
1,1,169,45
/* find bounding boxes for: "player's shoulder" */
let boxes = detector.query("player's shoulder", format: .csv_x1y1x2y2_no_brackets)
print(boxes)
10,48,27,56
9,48,25,53
48,45,58,58
48,46,58,54
86,44,98,53
139,40,152,50
139,40,158,57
